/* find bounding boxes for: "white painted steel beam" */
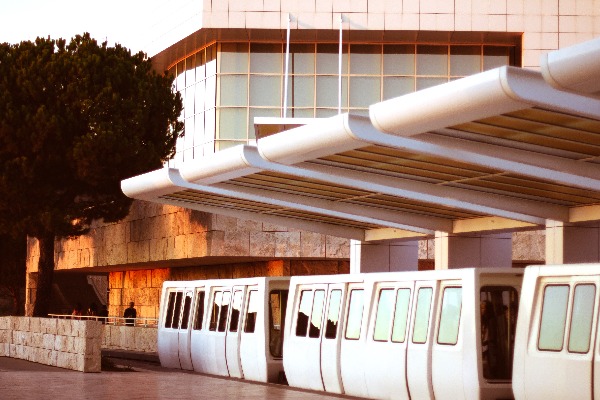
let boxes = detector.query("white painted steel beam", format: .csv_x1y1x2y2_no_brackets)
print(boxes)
122,168,366,240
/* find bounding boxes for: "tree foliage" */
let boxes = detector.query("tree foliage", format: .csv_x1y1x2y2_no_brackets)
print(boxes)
0,33,183,316
0,234,26,315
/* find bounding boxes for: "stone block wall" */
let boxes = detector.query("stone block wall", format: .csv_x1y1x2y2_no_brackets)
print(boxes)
0,317,102,372
102,325,157,353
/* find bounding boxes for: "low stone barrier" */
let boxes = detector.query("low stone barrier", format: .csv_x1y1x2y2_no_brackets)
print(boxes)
0,316,102,372
102,325,157,353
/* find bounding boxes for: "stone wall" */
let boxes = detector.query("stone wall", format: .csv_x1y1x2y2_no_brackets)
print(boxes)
102,325,157,353
0,317,102,372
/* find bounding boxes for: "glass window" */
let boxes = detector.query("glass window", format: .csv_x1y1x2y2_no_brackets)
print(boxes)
325,289,342,339
181,292,193,330
309,290,325,338
209,291,222,331
244,290,259,333
349,76,380,108
172,292,183,329
412,287,433,344
350,44,381,75
229,290,243,333
219,75,248,107
391,289,411,343
195,50,206,81
450,46,481,77
383,76,414,100
437,287,462,345
345,289,364,340
483,46,511,71
538,285,569,351
249,75,281,107
193,290,205,330
316,76,348,108
206,44,217,77
383,45,415,75
289,44,315,74
186,54,196,87
269,290,288,358
165,292,177,328
250,43,282,74
416,77,447,91
288,75,315,108
220,43,249,74
218,107,248,140
480,286,519,380
373,289,395,341
417,45,448,76
296,290,313,337
316,44,348,75
568,284,596,353
218,291,231,332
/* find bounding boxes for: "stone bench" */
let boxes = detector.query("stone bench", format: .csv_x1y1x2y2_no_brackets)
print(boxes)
0,316,102,372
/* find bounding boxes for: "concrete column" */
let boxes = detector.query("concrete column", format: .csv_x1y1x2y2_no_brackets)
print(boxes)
434,232,512,270
546,220,600,264
350,239,418,273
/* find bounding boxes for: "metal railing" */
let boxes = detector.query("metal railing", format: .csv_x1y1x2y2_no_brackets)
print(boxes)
48,314,158,328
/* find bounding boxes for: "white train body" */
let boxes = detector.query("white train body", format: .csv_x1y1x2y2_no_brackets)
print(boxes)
156,264,600,399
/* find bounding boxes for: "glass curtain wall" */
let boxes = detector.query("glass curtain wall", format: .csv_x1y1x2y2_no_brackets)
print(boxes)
169,42,515,162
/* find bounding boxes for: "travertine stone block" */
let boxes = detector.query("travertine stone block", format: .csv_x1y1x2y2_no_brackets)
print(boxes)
0,317,11,330
57,319,73,336
40,317,57,334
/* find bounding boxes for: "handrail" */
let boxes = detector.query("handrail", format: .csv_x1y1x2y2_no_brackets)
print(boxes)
48,314,158,327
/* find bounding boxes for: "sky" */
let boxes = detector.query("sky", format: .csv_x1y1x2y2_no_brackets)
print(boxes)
0,0,164,53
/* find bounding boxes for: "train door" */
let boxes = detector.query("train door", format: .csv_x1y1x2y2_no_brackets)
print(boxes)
190,288,207,373
240,286,269,382
406,280,438,400
177,289,195,370
225,286,246,378
206,288,231,376
320,283,347,394
158,289,183,368
339,283,369,398
363,282,414,400
526,276,599,399
431,281,463,399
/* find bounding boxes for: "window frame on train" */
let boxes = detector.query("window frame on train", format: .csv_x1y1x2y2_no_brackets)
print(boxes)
164,291,177,328
437,286,462,346
344,288,365,340
568,283,596,354
391,288,411,343
324,289,342,340
538,284,570,352
193,289,205,330
269,289,288,358
412,287,433,344
244,289,259,333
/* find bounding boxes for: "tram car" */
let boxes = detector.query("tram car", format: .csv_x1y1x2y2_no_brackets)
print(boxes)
157,277,290,382
156,263,600,400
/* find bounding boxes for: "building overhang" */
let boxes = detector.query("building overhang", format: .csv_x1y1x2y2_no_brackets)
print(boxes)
123,37,600,241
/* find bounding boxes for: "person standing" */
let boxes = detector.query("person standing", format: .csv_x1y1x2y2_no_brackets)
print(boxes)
124,301,137,326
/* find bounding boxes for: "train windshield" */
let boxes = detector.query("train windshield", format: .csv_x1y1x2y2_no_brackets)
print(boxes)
480,286,519,381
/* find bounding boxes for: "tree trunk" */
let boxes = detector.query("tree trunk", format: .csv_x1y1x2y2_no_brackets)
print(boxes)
32,233,55,317
9,286,23,316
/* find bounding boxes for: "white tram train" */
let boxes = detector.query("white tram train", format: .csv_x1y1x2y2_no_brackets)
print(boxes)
157,264,600,400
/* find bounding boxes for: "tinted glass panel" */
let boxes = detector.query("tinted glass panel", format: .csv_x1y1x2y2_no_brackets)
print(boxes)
289,44,315,74
412,287,433,344
218,291,231,332
250,43,282,73
209,291,222,331
417,45,448,76
193,291,205,330
569,284,596,353
345,289,364,340
269,290,288,358
374,289,395,341
437,287,462,345
220,43,249,73
480,286,519,380
165,292,177,328
450,46,481,77
219,75,248,106
180,292,193,330
229,290,243,333
325,290,342,339
173,292,183,329
538,285,569,351
350,45,381,75
383,45,415,75
244,290,259,333
296,290,313,337
391,289,411,343
309,290,325,338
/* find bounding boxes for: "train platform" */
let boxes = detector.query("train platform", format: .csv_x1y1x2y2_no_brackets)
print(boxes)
0,354,360,400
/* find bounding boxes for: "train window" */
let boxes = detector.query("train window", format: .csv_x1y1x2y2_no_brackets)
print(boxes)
172,292,184,329
324,289,342,339
193,290,205,330
244,290,259,333
180,292,193,330
374,289,395,341
437,287,462,345
480,286,519,380
391,288,411,343
209,291,222,331
296,290,314,337
345,289,364,340
568,284,596,353
229,290,243,332
269,290,288,358
309,290,326,338
412,287,433,344
538,285,569,352
164,291,177,328
218,291,231,332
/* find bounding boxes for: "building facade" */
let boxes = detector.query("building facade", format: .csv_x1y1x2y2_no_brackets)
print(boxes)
25,0,600,317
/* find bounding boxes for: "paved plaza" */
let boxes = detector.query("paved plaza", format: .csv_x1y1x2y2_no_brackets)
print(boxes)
0,356,357,400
